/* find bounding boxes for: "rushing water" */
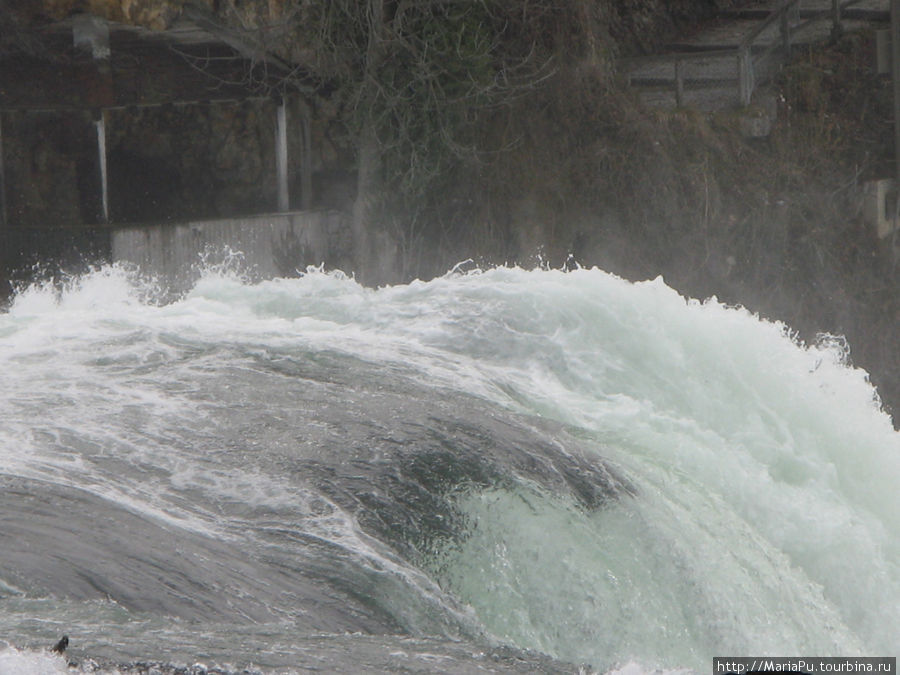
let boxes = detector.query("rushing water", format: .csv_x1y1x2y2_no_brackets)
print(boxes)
0,263,897,674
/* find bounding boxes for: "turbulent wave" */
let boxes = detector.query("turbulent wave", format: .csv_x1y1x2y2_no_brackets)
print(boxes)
0,263,897,673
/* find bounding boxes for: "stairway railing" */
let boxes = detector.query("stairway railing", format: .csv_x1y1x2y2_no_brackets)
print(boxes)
626,0,866,107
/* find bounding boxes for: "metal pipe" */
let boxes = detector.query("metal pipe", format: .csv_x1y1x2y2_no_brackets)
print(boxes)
95,111,109,223
276,99,289,212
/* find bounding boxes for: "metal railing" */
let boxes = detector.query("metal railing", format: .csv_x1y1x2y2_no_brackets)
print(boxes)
626,0,868,108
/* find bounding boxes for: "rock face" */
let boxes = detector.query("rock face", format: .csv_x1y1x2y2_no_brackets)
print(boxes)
30,0,188,29
0,0,731,234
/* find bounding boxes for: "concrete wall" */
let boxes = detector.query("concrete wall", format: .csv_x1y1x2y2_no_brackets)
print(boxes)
111,210,352,293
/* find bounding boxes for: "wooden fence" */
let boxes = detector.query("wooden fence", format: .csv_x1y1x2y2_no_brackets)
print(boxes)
626,0,869,108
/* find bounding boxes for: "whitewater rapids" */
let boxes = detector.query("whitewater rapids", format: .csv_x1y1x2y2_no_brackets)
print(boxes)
0,263,897,673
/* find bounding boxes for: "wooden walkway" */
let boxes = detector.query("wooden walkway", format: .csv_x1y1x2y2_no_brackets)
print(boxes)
623,0,890,110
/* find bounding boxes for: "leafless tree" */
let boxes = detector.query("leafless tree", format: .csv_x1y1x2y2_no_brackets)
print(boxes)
179,0,603,280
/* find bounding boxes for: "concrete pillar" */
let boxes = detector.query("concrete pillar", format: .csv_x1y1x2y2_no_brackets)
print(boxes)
893,0,900,188
276,98,289,212
0,113,7,231
863,179,895,239
0,112,6,282
95,110,109,223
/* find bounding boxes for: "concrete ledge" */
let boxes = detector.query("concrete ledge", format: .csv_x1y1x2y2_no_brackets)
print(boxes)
111,210,351,293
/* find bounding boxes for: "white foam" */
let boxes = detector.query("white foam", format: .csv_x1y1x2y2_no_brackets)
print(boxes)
0,647,71,675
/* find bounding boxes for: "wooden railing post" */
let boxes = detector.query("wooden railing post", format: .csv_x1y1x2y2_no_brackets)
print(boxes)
780,4,791,57
738,46,753,106
675,59,685,106
831,0,843,40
